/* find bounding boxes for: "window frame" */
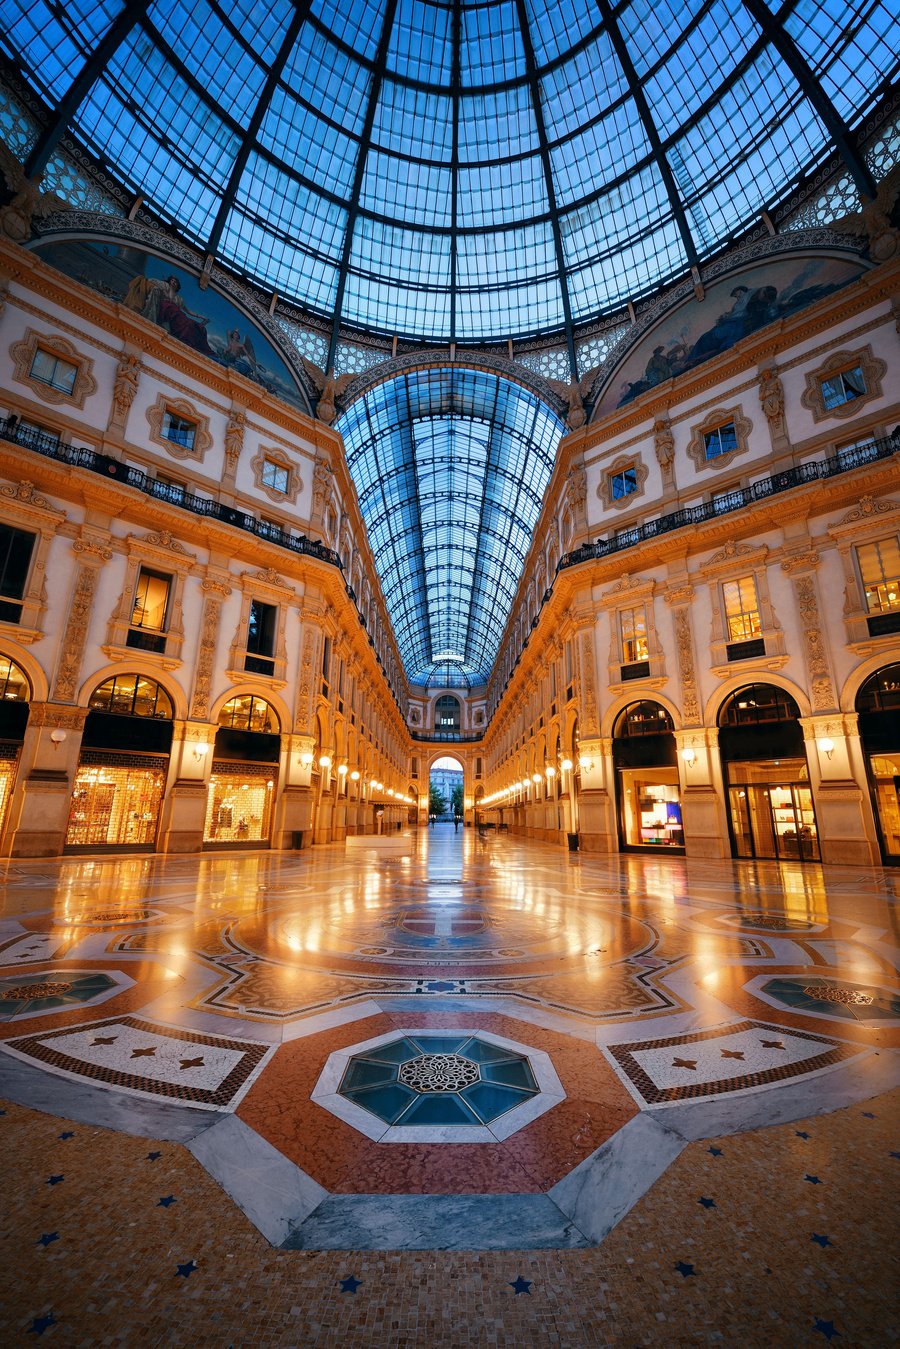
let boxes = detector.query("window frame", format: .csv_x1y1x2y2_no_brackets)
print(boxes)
10,329,97,408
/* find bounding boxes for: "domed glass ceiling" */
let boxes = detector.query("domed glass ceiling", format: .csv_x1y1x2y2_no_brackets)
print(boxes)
337,368,564,686
2,0,895,353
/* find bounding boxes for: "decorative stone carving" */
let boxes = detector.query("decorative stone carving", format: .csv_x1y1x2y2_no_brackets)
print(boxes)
686,406,752,472
223,408,245,478
597,454,649,510
653,416,674,485
580,631,599,736
53,564,104,701
146,393,213,461
838,495,898,524
295,629,318,734
189,579,232,721
707,539,755,566
547,378,589,430
780,551,820,575
757,365,789,449
800,345,887,422
110,352,140,427
0,148,69,242
250,447,301,504
566,462,587,525
300,359,355,424
0,481,49,508
140,530,193,555
674,607,700,725
10,329,97,408
793,573,835,711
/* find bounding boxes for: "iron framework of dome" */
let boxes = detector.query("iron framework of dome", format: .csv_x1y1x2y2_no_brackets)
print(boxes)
337,367,564,687
1,0,896,363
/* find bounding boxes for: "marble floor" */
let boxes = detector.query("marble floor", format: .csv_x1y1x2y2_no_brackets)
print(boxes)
0,828,897,1343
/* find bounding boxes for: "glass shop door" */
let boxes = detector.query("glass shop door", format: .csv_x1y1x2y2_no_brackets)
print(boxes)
728,779,820,861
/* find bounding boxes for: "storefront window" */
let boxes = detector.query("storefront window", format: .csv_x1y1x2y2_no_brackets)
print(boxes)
619,771,683,847
89,674,173,719
203,764,274,844
726,761,819,861
65,755,167,849
869,756,900,859
857,666,900,863
218,695,278,733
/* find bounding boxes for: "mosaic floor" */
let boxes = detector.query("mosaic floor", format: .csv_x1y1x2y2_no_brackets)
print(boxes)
0,829,897,1340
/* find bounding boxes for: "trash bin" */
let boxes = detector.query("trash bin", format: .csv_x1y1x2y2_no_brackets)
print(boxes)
292,830,305,850
567,832,579,852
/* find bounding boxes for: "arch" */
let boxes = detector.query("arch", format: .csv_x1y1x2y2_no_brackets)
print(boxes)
718,683,801,728
840,655,900,714
432,692,462,730
78,663,186,719
601,690,682,738
217,693,281,734
854,662,900,714
705,672,811,726
209,685,289,733
0,641,47,703
85,671,176,720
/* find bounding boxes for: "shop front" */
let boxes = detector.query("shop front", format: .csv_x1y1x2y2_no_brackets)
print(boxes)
719,683,820,862
613,701,684,852
65,675,173,852
0,655,29,842
856,663,900,864
203,695,279,848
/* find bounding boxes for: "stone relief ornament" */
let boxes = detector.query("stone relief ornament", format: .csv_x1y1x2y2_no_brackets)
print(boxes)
224,408,245,476
793,574,835,711
0,146,70,242
190,588,229,722
653,417,675,484
111,352,140,424
53,566,100,701
758,364,788,445
0,481,49,508
838,495,898,524
674,607,701,726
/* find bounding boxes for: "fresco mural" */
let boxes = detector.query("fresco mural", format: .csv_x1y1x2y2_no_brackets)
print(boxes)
31,238,308,412
595,253,867,418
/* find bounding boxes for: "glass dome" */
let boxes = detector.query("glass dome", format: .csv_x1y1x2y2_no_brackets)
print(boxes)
2,0,894,351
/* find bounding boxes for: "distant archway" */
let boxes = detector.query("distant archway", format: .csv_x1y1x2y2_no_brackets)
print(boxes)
429,753,464,825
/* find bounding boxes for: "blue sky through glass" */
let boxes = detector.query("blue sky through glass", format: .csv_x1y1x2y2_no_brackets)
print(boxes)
1,0,894,350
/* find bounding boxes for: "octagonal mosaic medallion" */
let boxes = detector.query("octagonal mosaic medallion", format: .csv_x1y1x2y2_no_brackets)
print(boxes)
312,1029,564,1142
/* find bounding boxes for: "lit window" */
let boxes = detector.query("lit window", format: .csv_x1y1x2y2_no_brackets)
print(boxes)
857,539,900,614
162,410,196,450
703,422,738,460
29,348,78,395
261,460,290,494
620,607,649,664
820,365,866,410
89,674,173,718
130,569,170,632
722,576,761,641
218,694,277,733
609,465,637,499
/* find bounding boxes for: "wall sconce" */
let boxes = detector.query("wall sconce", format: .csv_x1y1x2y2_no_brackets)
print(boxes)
299,751,314,766
681,747,696,766
192,742,209,762
578,756,593,772
319,754,332,769
337,763,348,775
531,773,542,784
560,758,573,772
350,769,360,781
818,737,835,760
49,728,67,749
545,764,556,778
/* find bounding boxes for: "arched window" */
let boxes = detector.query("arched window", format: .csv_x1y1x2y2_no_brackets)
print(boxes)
855,664,900,714
613,701,674,738
718,684,800,727
89,674,173,719
218,695,278,733
0,655,30,702
434,694,461,730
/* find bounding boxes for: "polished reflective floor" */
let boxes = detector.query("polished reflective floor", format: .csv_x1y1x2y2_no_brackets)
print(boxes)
1,828,897,1249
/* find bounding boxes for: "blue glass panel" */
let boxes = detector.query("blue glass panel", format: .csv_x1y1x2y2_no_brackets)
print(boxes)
340,1058,398,1090
344,1081,417,1124
397,1093,481,1125
480,1059,539,1090
459,1081,530,1122
407,1035,471,1053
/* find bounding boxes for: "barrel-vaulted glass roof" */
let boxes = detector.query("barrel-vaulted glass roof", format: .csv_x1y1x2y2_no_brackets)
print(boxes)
2,1,895,354
337,369,564,687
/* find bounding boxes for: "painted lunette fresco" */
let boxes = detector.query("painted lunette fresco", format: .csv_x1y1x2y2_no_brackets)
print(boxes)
595,253,867,419
32,237,307,412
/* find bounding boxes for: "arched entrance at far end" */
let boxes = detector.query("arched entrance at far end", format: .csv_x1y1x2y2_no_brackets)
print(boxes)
429,754,464,826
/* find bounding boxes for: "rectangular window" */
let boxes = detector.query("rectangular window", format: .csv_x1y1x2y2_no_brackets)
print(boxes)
620,607,649,664
30,347,78,395
162,410,196,450
261,460,290,493
321,636,332,682
0,523,36,623
245,599,277,675
127,568,171,652
722,575,761,641
609,464,638,499
821,365,866,410
857,539,900,613
704,422,738,460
